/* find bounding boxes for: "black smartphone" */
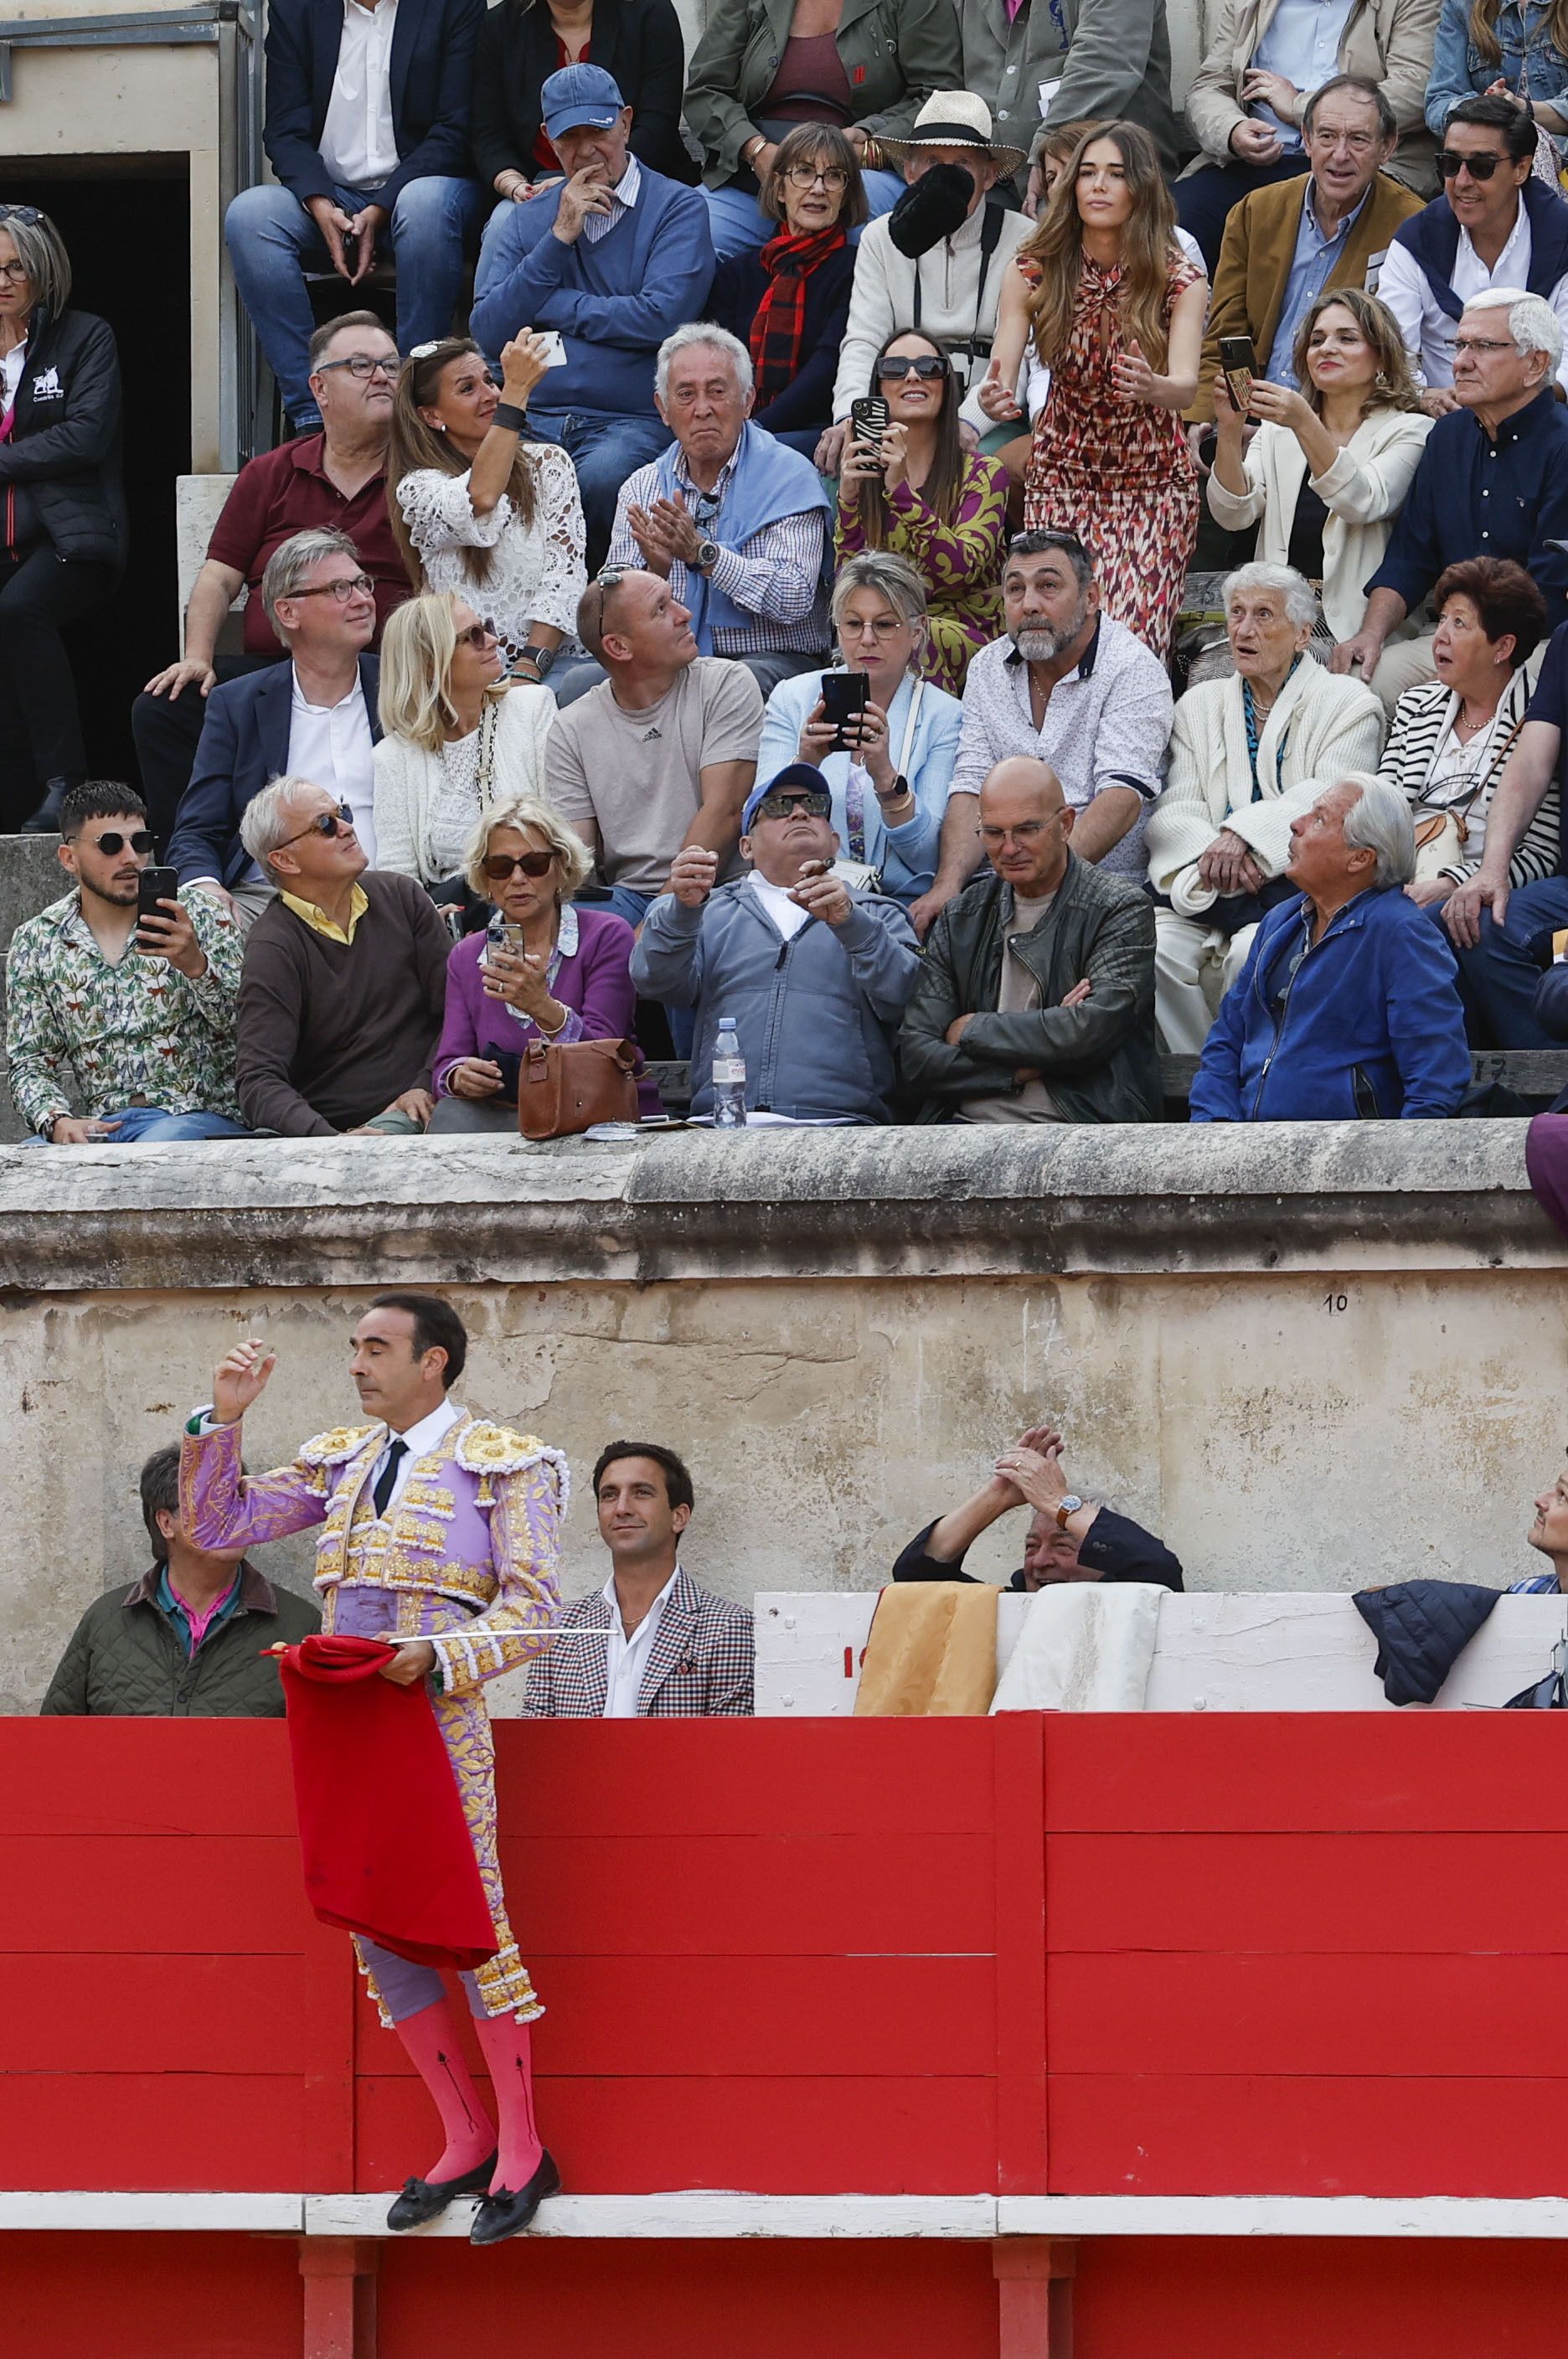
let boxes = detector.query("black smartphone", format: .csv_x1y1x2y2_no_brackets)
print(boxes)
849,394,890,453
1218,335,1257,420
340,228,359,274
820,668,870,753
490,1049,523,1104
136,866,179,952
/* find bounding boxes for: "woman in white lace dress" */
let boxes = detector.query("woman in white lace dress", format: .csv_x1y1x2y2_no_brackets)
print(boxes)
389,333,588,691
374,591,556,892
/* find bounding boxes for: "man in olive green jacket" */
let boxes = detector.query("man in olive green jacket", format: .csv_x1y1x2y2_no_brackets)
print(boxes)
960,0,1184,187
40,1443,319,1716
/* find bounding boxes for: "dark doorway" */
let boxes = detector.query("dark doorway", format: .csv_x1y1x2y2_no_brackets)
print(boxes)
2,160,189,823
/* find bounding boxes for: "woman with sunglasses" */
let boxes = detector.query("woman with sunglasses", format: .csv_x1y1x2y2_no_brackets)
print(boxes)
980,121,1206,659
709,126,865,456
389,333,587,691
374,591,556,896
835,329,1008,694
0,203,125,833
428,794,656,1130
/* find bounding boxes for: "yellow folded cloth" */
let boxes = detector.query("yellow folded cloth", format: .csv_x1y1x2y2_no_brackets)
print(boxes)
853,1582,1000,1717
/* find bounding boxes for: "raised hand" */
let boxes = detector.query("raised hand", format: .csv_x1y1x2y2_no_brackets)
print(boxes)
212,1337,276,1427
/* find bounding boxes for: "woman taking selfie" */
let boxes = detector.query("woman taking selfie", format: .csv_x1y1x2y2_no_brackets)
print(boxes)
428,794,654,1132
835,329,1008,693
389,333,587,684
709,124,864,454
374,591,556,894
979,121,1206,659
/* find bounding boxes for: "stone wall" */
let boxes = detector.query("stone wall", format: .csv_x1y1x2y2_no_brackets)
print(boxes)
2,1123,1565,1712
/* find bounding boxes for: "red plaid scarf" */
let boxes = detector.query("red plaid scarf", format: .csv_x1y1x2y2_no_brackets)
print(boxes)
748,224,846,405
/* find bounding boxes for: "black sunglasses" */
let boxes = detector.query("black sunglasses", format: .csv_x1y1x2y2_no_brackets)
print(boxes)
753,789,832,823
1437,148,1506,178
878,353,951,380
88,828,155,856
482,849,554,881
277,802,354,849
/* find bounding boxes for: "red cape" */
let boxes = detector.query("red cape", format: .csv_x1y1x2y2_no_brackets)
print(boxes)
278,1634,496,1969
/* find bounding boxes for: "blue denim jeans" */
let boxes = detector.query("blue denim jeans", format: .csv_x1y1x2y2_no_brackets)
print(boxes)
225,176,483,424
1457,875,1568,1048
700,168,903,264
525,407,672,562
596,882,694,1056
26,1106,252,1144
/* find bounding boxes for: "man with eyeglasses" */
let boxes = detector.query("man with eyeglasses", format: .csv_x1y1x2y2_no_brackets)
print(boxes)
1333,287,1568,703
133,314,408,850
1189,77,1421,422
631,762,920,1124
168,526,383,927
5,784,248,1145
1379,95,1568,410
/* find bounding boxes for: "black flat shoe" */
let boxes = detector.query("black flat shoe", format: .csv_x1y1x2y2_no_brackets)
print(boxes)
469,2149,562,2246
21,778,67,835
385,2149,499,2231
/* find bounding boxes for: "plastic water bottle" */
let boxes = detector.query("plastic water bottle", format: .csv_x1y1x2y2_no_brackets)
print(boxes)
710,1016,748,1129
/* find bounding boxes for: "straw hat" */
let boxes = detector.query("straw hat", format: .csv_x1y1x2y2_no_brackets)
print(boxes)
876,92,1029,178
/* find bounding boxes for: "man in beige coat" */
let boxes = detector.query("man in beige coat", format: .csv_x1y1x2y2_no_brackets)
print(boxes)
1176,0,1439,271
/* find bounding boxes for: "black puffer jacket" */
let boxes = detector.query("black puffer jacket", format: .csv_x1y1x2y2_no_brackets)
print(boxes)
39,1561,319,1716
0,306,126,571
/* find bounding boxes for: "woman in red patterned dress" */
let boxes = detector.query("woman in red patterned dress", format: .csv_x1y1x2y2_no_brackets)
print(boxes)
980,121,1208,660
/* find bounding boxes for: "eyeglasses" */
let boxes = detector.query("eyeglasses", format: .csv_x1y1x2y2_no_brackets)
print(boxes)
752,789,831,823
0,261,31,286
88,829,155,856
286,573,374,605
482,849,555,880
455,619,498,650
838,615,909,641
1306,125,1380,152
878,353,951,381
1437,148,1506,178
979,813,1066,845
1452,333,1516,354
277,803,355,849
785,164,850,191
314,354,400,380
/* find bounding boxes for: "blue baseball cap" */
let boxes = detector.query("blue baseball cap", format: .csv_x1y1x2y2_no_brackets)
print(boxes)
541,63,627,141
741,762,832,837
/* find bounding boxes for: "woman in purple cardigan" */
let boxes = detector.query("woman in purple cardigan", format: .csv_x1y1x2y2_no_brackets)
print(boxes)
427,794,658,1131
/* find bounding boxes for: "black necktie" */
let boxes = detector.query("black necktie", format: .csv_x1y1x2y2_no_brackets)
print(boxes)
372,1437,408,1519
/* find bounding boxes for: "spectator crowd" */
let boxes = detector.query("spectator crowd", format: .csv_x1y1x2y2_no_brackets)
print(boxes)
18,0,1568,1137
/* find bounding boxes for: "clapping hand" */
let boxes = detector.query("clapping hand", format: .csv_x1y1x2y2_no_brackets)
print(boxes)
990,1424,1065,1507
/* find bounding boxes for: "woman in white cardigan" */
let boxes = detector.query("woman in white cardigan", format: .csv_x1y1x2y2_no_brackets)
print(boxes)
374,591,555,894
1145,563,1386,1052
1207,290,1431,655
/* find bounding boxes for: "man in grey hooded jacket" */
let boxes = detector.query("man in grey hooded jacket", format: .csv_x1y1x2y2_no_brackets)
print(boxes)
630,761,920,1123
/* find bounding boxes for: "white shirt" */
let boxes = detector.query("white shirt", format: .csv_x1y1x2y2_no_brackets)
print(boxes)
1379,203,1568,392
746,870,812,940
601,1562,680,1717
1249,0,1357,151
367,1397,460,1519
288,667,379,868
581,155,641,245
1,339,25,415
319,0,400,191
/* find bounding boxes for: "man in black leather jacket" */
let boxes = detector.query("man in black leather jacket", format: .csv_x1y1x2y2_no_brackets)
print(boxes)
891,1422,1184,1590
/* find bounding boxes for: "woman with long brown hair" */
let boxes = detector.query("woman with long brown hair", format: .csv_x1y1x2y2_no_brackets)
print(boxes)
979,121,1207,659
389,333,587,690
1426,0,1568,155
834,327,1008,693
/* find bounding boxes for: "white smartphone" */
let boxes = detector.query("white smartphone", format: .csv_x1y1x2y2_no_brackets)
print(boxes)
537,332,567,369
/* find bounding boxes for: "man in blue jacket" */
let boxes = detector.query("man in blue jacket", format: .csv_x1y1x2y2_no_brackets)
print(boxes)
1190,775,1471,1122
630,762,920,1123
225,0,483,432
471,65,714,560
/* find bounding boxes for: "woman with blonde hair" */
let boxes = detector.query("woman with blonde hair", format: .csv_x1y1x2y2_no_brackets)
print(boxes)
978,120,1207,658
389,333,587,687
373,591,555,894
427,794,656,1131
1208,290,1432,659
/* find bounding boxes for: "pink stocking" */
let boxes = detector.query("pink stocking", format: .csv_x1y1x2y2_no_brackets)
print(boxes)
395,1997,497,2182
473,2013,544,2194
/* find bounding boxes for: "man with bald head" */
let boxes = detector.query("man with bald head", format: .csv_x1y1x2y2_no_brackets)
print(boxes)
900,756,1161,1123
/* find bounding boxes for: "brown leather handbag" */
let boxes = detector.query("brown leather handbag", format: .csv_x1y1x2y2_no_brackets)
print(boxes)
516,1037,640,1138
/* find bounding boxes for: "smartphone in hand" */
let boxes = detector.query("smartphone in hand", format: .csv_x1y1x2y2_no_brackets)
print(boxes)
820,669,870,754
136,867,180,955
1218,335,1258,421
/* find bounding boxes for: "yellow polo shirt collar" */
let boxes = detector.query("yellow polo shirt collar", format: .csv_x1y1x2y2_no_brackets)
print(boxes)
280,884,369,945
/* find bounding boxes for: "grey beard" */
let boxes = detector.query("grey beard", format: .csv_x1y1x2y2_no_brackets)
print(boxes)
1013,607,1086,664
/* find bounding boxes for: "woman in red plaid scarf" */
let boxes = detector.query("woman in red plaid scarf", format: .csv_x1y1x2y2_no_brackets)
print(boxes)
709,125,863,455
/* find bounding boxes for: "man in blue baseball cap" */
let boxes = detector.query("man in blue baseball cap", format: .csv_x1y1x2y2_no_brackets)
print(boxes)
630,761,921,1125
472,63,715,565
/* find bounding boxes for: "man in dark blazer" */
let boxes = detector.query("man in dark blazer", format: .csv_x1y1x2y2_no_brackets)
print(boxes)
168,525,382,922
224,0,483,432
523,1441,755,1716
892,1422,1185,1591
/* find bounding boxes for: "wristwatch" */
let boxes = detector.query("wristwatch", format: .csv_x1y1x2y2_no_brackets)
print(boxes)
1054,1494,1084,1530
516,643,555,679
694,537,721,576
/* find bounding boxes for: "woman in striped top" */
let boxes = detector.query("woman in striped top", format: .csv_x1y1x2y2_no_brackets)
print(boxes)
1375,558,1555,921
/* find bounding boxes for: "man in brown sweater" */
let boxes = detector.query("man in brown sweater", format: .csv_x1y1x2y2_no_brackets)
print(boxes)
235,774,450,1135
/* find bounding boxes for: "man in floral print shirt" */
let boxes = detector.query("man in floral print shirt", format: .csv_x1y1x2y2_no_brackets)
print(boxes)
6,782,248,1143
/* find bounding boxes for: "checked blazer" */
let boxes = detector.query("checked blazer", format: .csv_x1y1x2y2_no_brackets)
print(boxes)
523,1567,755,1717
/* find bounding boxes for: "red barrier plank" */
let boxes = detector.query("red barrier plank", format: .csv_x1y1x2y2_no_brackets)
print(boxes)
1047,1950,1568,2078
993,1711,1048,2196
1047,2072,1568,2196
0,1721,297,1836
504,1833,995,1954
356,2073,1000,2196
0,1954,308,2073
0,1835,314,1954
1044,1716,1568,1834
1044,1831,1568,1952
3,2233,305,2359
7,2074,305,2192
496,1718,1001,1837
